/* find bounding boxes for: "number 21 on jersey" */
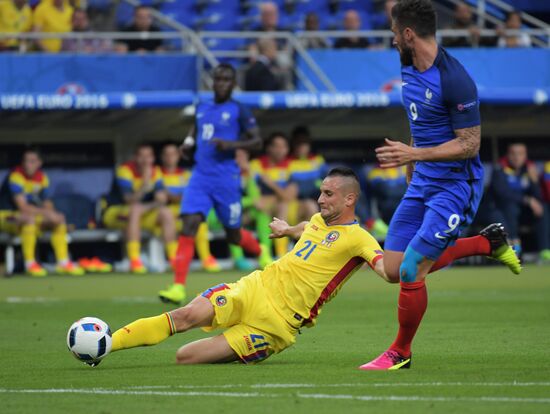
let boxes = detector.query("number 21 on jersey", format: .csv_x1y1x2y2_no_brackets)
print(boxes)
295,240,317,261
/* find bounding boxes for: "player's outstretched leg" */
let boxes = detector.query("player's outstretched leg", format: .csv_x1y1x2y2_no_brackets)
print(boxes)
112,296,214,353
428,223,521,275
480,223,522,274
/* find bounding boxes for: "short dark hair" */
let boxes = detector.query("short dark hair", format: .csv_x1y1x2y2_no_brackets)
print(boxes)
290,125,312,148
265,131,288,148
326,167,359,183
391,0,437,38
214,63,236,78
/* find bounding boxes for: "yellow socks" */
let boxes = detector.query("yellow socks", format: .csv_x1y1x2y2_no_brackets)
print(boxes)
51,224,68,263
195,222,211,262
111,313,176,352
166,240,178,262
127,240,141,261
274,237,289,258
21,223,37,264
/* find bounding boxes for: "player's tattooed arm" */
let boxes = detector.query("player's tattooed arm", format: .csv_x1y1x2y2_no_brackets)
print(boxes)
375,126,481,167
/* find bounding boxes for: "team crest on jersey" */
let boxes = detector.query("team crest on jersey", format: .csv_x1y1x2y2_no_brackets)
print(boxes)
215,295,227,307
425,88,432,101
321,231,340,247
221,111,231,122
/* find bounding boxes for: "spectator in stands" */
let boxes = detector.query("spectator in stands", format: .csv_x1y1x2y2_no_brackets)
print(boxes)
443,2,478,47
540,161,550,261
365,164,408,240
103,143,177,273
300,13,329,49
481,143,546,256
33,0,74,52
244,38,283,91
159,142,221,273
61,9,113,53
0,148,84,276
250,132,296,258
288,126,325,224
334,10,370,49
0,0,33,52
497,11,531,48
121,6,163,53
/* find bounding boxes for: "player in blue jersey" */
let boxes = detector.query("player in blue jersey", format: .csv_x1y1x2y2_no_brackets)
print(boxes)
360,0,521,370
159,63,271,305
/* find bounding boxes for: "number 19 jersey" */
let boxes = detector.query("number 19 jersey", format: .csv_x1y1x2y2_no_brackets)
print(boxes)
194,99,257,177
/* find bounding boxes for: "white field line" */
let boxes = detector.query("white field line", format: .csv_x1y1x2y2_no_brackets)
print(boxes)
1,388,549,404
5,297,60,303
124,382,550,390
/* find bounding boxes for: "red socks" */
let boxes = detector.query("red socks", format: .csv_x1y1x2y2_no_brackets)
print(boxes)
390,281,427,358
239,229,262,256
174,236,194,285
430,236,491,273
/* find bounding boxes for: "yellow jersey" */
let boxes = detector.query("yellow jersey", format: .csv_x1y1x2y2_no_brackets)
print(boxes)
32,0,73,52
0,1,33,49
260,213,383,328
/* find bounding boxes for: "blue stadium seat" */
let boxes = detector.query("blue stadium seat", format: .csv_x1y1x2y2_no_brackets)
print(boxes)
333,0,374,13
115,2,135,29
194,11,240,30
160,1,196,27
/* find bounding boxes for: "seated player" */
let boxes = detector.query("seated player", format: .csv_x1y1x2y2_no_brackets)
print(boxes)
160,142,221,273
106,168,521,367
288,126,325,225
479,143,546,256
103,143,177,274
249,132,297,258
0,147,83,276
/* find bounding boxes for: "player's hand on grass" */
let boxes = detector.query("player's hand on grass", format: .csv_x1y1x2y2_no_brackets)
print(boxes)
211,138,235,151
376,138,419,168
269,217,289,239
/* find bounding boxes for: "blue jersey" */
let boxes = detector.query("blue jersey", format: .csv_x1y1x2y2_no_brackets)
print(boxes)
401,47,483,180
194,99,257,177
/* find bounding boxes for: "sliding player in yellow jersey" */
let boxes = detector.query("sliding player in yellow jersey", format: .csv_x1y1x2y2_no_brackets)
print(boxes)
106,167,388,364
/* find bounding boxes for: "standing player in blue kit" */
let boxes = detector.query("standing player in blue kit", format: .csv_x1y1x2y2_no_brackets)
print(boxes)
360,0,521,370
159,64,270,304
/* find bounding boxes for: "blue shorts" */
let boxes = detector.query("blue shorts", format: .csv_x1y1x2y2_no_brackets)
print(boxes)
385,172,483,260
180,172,242,229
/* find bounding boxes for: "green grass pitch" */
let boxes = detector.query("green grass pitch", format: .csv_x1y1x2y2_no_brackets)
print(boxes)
1,265,549,413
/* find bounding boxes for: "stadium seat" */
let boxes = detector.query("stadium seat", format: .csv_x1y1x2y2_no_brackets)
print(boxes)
194,11,240,31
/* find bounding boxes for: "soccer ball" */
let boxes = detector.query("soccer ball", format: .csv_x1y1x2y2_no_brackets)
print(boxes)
67,317,112,366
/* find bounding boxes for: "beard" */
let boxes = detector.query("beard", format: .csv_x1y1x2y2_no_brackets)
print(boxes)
399,44,414,66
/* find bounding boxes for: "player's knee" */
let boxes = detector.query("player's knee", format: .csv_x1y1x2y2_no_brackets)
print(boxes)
181,214,202,236
157,207,173,222
21,214,35,225
399,247,424,283
128,203,144,217
383,261,400,283
175,346,196,365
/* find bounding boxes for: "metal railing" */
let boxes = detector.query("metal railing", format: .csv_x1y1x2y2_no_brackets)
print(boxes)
1,28,548,93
